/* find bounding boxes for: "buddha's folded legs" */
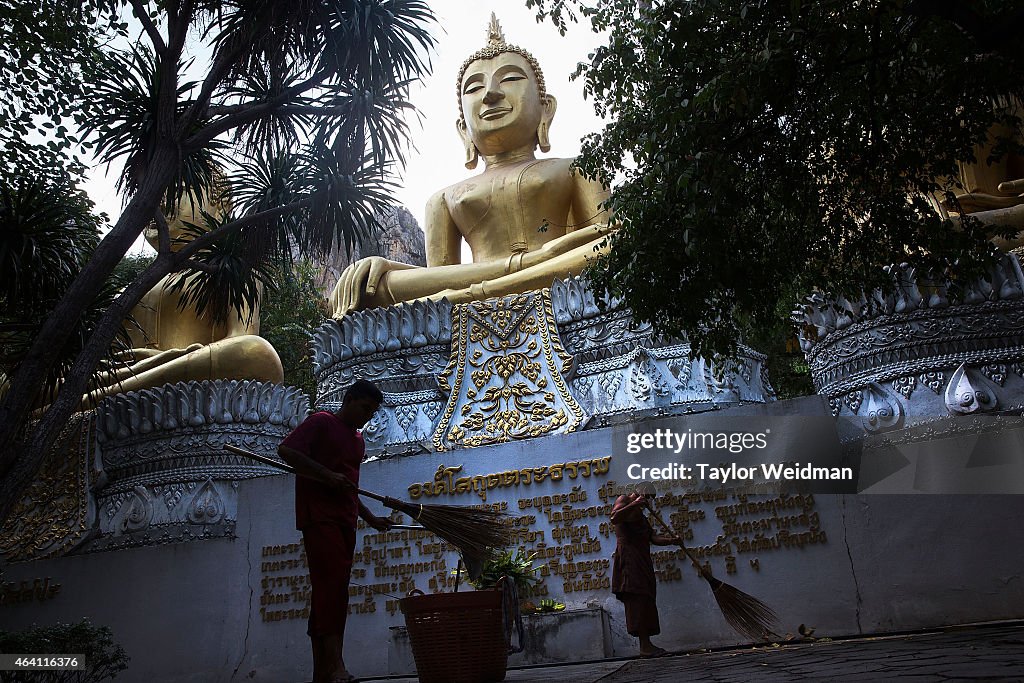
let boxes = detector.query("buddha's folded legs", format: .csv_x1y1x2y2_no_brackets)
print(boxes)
81,335,283,407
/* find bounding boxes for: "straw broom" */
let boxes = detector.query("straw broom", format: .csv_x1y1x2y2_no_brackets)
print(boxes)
646,505,778,642
224,444,511,566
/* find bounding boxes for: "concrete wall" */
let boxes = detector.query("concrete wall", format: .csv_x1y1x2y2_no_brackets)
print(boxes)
2,398,1023,681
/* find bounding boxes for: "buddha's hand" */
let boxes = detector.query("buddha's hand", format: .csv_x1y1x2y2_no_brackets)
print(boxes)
331,257,419,317
998,178,1024,197
332,257,389,317
538,223,616,257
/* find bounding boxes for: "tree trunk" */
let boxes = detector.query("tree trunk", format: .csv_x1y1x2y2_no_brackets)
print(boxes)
0,151,179,525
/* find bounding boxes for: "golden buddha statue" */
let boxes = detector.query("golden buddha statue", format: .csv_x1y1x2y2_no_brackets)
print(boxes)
83,196,284,406
937,106,1024,248
330,14,613,317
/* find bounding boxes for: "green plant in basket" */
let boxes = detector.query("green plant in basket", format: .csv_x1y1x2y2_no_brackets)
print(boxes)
521,598,566,614
468,547,541,595
537,598,565,612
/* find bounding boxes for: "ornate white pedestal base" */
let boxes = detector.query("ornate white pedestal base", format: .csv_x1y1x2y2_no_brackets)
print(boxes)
313,277,774,455
796,254,1024,434
87,380,309,551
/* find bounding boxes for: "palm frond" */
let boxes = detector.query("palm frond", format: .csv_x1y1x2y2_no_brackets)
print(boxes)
82,43,225,211
299,146,398,258
165,210,278,325
0,176,100,314
313,79,417,168
320,0,436,90
0,175,137,405
230,149,308,263
225,62,312,155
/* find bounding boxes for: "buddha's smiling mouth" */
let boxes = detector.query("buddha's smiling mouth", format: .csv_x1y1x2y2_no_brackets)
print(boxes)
480,107,512,120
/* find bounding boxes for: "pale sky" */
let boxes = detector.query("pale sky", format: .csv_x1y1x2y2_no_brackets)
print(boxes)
82,1,607,254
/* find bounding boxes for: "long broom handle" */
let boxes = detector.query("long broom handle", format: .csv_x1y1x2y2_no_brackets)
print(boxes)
224,444,395,506
646,505,713,579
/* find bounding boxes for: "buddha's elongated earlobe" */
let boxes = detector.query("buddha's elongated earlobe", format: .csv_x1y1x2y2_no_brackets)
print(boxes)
537,94,558,153
457,119,479,169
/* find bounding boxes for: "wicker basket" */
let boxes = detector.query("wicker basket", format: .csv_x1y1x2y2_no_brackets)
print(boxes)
400,589,508,683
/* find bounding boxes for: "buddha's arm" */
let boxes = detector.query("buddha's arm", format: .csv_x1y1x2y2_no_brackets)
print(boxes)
83,337,282,406
568,167,612,230
334,225,615,316
429,234,613,303
941,176,1024,250
332,181,616,315
425,190,462,266
330,191,461,317
973,200,1024,251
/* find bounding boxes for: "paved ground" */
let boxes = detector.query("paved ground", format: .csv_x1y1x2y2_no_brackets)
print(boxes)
363,622,1024,682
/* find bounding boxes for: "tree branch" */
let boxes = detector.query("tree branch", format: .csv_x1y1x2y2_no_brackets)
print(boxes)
154,5,186,146
152,208,171,255
184,69,332,149
178,41,251,133
171,195,318,263
183,259,218,274
129,0,167,55
166,0,194,55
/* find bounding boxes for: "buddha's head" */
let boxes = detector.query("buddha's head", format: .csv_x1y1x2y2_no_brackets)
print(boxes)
144,182,229,252
456,14,557,169
143,210,191,253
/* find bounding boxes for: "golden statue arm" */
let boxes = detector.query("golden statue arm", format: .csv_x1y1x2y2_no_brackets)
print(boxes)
83,336,282,405
430,226,614,304
330,224,616,317
569,169,611,231
96,344,206,386
425,189,464,267
1000,178,1024,195
967,201,1024,251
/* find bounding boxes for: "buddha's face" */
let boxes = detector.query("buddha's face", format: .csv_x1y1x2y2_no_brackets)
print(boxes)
143,217,189,253
144,194,224,252
460,52,546,155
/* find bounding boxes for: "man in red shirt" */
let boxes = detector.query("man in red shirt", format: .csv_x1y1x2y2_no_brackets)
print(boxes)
279,379,391,683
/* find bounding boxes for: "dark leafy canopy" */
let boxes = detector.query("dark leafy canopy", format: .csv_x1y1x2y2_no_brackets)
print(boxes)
0,619,129,682
82,0,435,323
527,0,1024,358
0,0,122,181
83,44,227,212
0,176,134,399
259,259,327,401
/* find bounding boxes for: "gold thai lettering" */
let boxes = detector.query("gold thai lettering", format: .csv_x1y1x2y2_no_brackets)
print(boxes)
408,458,611,499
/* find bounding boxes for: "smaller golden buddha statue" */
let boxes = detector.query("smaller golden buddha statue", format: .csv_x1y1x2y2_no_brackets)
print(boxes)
84,196,284,406
937,107,1024,249
330,14,613,317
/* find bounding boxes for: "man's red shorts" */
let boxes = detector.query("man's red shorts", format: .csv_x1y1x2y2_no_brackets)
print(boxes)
302,523,357,637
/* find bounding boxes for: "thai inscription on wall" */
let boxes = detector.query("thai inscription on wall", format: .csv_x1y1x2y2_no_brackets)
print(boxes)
256,454,826,625
0,577,63,607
